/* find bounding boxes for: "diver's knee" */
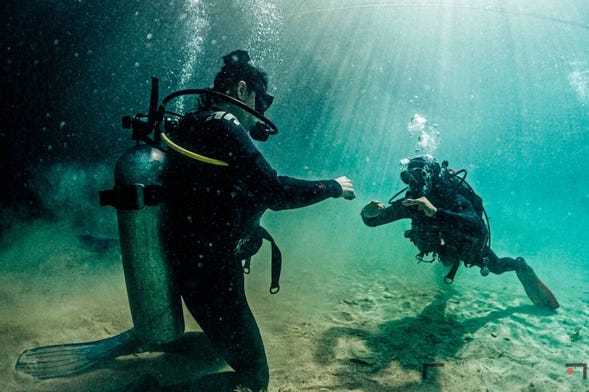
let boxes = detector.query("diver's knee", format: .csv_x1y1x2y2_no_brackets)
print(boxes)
514,257,532,272
236,360,269,391
251,362,269,390
487,256,530,275
487,261,508,275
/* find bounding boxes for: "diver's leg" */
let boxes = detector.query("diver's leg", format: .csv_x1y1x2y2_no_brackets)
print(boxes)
172,250,269,392
486,250,559,309
485,249,523,275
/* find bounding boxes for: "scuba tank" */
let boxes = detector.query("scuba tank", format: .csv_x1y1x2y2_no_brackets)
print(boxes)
99,77,185,346
103,144,185,345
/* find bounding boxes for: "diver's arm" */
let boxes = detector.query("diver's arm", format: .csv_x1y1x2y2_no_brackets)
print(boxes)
361,199,409,226
226,120,345,209
269,173,343,210
400,194,482,233
402,197,437,217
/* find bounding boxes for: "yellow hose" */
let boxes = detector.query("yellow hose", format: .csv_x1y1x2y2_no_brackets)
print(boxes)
160,132,229,167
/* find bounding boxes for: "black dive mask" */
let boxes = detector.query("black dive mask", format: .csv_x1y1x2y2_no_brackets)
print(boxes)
400,155,439,197
401,167,430,197
255,91,274,115
250,87,274,141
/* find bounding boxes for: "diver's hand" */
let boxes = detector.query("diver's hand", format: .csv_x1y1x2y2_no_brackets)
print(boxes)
361,200,385,218
335,176,356,200
402,196,438,217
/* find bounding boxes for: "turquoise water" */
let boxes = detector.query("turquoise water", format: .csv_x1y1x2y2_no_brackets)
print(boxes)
1,1,588,391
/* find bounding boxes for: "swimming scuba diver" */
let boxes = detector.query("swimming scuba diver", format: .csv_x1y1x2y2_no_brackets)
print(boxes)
361,155,559,310
132,50,355,392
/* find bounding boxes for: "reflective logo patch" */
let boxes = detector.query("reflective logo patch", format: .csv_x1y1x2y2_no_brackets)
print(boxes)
205,111,240,126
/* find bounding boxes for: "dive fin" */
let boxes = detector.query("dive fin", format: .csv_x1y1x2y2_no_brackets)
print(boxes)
16,329,139,379
516,268,560,310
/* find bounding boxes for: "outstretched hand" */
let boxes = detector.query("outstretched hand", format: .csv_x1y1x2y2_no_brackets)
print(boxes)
334,176,356,200
402,196,438,217
361,200,385,219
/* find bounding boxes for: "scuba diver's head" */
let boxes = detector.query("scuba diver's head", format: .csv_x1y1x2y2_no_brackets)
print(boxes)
207,50,274,115
400,155,441,197
199,50,275,141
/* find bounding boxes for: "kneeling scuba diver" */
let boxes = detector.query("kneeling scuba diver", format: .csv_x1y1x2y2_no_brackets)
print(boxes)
361,155,559,310
15,77,283,379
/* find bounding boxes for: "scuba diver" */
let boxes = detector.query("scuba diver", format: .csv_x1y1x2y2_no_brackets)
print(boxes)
15,50,354,391
360,155,559,310
122,50,355,392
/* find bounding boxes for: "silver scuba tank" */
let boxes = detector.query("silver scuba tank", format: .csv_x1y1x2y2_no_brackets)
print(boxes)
14,143,185,379
110,143,184,345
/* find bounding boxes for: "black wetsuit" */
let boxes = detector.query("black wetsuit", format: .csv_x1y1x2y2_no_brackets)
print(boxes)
362,188,526,276
161,108,342,391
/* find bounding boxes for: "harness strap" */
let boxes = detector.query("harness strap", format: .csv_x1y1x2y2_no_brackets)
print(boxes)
242,226,282,294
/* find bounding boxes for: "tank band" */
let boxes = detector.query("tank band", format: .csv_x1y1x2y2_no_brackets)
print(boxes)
99,184,165,210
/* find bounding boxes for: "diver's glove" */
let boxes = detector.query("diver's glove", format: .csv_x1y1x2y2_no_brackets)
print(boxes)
361,200,385,219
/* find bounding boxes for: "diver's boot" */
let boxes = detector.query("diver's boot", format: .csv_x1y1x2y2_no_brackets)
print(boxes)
515,258,560,310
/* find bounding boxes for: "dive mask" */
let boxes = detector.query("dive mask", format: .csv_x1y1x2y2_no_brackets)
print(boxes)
250,88,274,141
255,90,274,115
401,168,430,196
400,155,438,196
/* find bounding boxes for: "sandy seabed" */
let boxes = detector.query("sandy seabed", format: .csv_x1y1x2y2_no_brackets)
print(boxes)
0,219,587,392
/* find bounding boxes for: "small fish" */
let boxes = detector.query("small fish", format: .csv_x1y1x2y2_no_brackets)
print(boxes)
78,232,119,252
